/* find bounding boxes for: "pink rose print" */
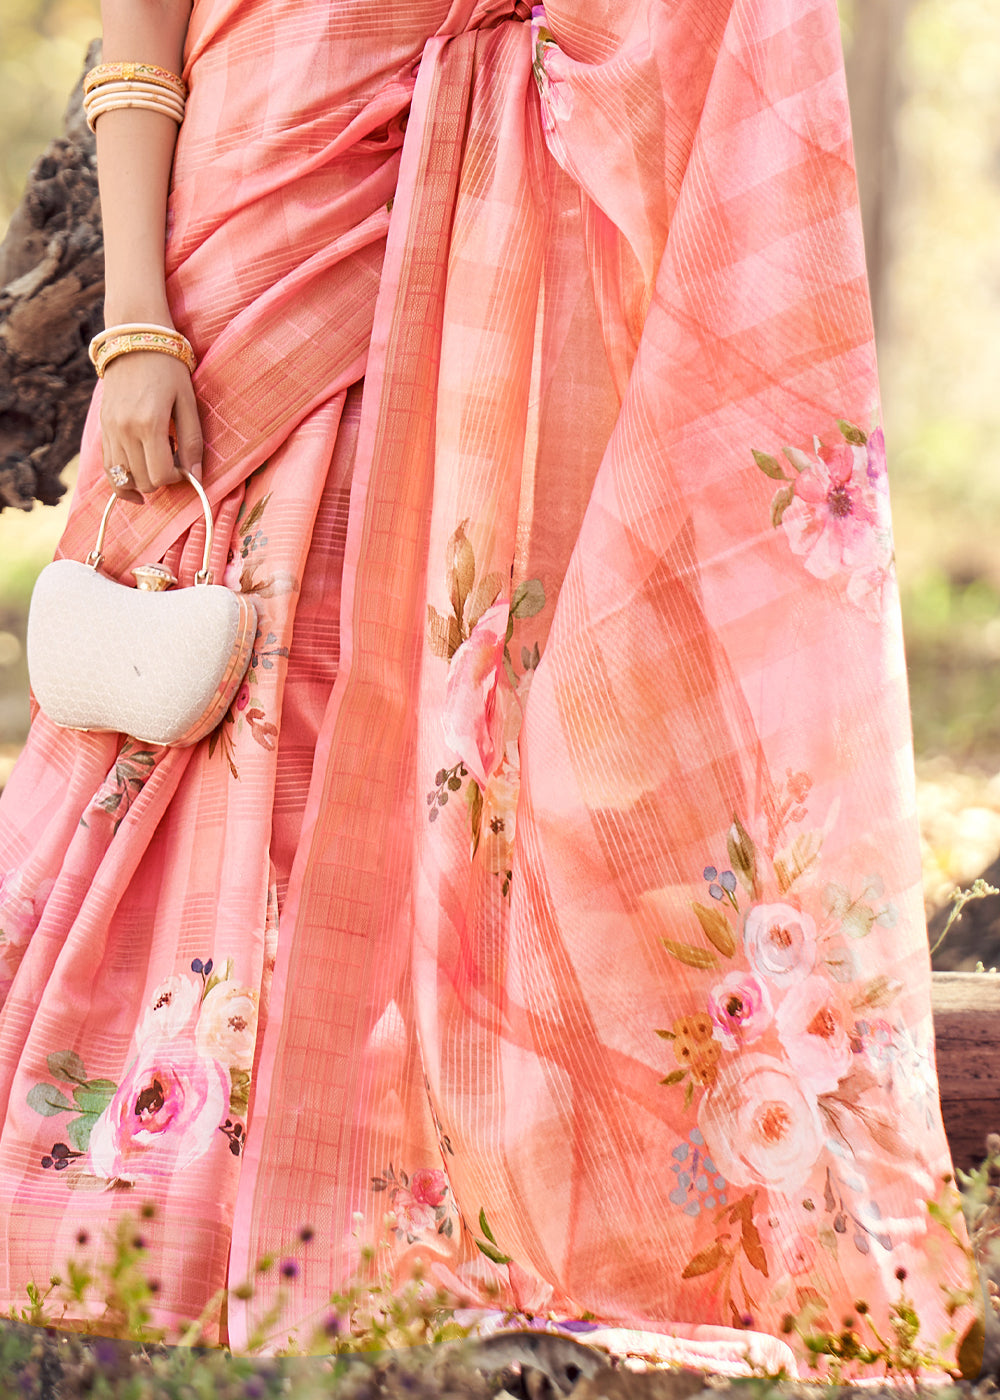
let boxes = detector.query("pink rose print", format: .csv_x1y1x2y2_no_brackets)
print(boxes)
136,974,201,1045
373,1163,453,1243
440,601,512,789
781,438,890,583
390,1166,449,1237
698,1053,825,1190
774,975,853,1093
0,872,52,1010
390,1190,437,1238
755,421,894,620
743,902,817,987
481,770,519,877
708,971,773,1046
223,556,243,592
0,869,51,944
408,1166,448,1208
88,1034,230,1183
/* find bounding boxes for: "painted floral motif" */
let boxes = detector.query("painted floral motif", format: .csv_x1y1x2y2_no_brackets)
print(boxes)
83,740,160,834
743,902,818,986
223,491,297,600
668,1126,728,1216
371,1163,455,1244
530,8,574,135
753,419,893,619
700,1053,826,1190
680,1190,769,1328
195,982,258,1073
855,1018,939,1131
211,491,292,780
29,956,256,1186
0,868,50,1010
29,1051,117,1184
658,1013,721,1094
441,601,511,790
136,973,201,1044
774,976,853,1092
88,1034,230,1183
707,971,773,1046
426,522,545,896
650,766,919,1324
211,624,289,778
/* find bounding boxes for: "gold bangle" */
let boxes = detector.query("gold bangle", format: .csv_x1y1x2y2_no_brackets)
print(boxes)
89,323,189,358
84,62,187,101
91,332,196,380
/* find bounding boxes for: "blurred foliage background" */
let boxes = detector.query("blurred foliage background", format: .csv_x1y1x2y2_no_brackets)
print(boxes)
1,0,1000,903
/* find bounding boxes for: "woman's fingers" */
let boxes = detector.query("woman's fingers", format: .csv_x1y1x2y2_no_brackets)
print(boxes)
141,417,182,493
101,427,145,505
96,350,205,498
172,376,204,481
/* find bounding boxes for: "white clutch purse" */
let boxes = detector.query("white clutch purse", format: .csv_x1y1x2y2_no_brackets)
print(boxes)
26,472,258,748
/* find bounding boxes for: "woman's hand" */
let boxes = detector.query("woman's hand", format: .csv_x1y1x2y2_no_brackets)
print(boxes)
99,351,203,504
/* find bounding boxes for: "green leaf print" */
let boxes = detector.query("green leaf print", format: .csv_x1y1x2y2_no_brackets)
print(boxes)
511,579,545,619
66,1114,102,1154
836,419,867,446
475,1207,513,1265
476,1237,513,1266
751,449,789,481
771,483,795,528
72,1082,116,1116
26,1084,73,1116
47,1051,87,1084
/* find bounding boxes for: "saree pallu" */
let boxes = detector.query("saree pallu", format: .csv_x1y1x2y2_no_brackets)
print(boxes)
0,0,984,1375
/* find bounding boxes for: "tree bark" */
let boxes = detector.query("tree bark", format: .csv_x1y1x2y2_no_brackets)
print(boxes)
0,41,102,514
843,0,910,338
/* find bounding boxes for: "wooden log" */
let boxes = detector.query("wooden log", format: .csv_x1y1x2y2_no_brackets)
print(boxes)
933,970,1000,1170
0,41,102,514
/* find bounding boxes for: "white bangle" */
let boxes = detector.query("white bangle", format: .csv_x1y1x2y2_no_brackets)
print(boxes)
86,94,185,133
85,81,186,119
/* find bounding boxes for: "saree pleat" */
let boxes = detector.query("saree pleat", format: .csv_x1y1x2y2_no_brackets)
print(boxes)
0,0,983,1375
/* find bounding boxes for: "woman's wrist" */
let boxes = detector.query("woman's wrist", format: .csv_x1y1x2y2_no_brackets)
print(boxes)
103,292,174,327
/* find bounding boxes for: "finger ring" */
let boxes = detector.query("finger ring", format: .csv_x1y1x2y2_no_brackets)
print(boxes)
109,464,132,489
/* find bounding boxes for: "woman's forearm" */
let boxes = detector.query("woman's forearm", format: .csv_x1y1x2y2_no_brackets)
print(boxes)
94,0,204,499
97,0,193,325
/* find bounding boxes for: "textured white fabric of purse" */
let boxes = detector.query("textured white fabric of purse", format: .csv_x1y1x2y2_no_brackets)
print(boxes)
26,559,257,747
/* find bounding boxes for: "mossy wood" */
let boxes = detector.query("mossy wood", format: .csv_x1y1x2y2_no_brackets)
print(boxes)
0,43,102,514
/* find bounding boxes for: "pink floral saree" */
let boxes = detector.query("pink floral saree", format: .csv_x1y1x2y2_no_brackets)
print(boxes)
0,0,984,1376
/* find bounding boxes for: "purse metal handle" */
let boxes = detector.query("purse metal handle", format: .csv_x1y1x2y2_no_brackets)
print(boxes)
86,469,216,586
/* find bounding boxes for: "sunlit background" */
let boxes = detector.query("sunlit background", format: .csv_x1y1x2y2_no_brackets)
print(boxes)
2,0,1000,914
